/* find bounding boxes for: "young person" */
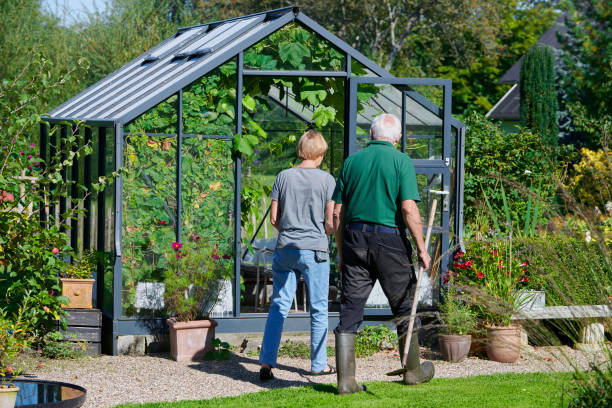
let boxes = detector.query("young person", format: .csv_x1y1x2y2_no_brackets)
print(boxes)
259,130,336,380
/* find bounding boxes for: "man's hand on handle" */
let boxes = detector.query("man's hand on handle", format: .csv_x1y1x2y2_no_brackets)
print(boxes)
417,249,431,272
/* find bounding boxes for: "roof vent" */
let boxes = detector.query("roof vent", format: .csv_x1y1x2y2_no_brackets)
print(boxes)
174,47,213,60
142,55,160,64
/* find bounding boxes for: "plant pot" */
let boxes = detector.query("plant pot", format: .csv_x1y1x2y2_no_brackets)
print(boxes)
0,386,19,408
439,334,471,363
486,325,521,363
167,318,217,362
514,289,545,311
60,278,95,309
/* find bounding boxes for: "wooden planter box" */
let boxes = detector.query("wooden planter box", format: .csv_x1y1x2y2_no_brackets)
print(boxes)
55,308,102,356
60,278,95,309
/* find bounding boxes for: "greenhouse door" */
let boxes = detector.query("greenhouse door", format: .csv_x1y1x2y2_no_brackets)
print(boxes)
346,76,453,306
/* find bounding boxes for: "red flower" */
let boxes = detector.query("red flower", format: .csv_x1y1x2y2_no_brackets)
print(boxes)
477,271,484,279
520,261,528,267
52,247,59,255
453,251,465,259
172,242,182,250
506,271,510,276
522,276,530,282
38,363,44,368
464,260,473,267
222,254,231,260
158,220,167,225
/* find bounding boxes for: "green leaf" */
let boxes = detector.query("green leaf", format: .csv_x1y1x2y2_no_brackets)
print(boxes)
312,106,336,127
300,84,327,105
278,42,310,67
242,95,256,112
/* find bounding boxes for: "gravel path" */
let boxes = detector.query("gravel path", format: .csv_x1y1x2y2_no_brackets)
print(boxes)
29,343,608,408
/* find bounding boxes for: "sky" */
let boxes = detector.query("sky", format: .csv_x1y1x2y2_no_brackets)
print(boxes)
42,0,108,24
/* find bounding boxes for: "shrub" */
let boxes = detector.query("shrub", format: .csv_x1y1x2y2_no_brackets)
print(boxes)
565,349,612,408
439,276,476,335
40,331,85,359
566,148,612,213
355,325,397,358
463,113,558,228
513,234,611,306
0,293,30,386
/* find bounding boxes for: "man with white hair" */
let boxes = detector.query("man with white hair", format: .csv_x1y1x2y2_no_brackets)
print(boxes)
331,113,433,394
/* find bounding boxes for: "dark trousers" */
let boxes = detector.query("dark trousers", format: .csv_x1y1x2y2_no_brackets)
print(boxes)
335,227,419,336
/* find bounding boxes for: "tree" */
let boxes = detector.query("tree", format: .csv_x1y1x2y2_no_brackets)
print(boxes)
520,45,558,147
558,0,612,119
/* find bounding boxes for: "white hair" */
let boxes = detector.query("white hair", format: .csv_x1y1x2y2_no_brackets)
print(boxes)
370,114,401,143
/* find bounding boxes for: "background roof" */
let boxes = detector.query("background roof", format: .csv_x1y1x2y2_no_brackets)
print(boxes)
499,16,567,84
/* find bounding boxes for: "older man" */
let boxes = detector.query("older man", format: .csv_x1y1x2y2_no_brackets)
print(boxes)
332,113,433,394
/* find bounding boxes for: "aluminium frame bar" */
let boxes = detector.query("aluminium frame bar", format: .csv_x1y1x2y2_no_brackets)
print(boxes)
59,125,67,233
234,52,244,317
112,122,124,355
83,127,92,251
243,70,348,77
42,117,117,127
70,124,80,253
176,90,183,243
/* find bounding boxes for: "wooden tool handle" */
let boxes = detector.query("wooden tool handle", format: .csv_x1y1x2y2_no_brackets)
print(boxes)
401,198,438,368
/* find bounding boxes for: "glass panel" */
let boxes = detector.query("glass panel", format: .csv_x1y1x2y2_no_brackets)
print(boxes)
244,23,345,71
181,138,235,318
121,135,176,317
182,62,236,136
355,82,401,151
125,95,178,135
415,173,443,229
405,88,443,160
102,128,115,315
239,80,345,313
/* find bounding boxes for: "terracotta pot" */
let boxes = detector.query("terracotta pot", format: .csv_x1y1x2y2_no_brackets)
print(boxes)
0,386,19,408
167,318,217,362
439,334,471,363
60,278,95,309
486,325,521,363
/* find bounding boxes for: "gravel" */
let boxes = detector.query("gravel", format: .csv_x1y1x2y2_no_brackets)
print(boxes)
29,342,609,408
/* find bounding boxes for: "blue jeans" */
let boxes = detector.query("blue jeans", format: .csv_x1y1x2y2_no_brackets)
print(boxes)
259,248,330,372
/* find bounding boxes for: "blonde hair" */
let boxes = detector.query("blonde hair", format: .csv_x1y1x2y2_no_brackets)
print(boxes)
297,130,328,160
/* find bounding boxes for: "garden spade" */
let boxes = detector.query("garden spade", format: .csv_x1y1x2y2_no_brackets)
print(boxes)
386,190,446,376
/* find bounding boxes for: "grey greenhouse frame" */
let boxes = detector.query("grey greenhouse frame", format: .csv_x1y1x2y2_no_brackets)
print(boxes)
42,6,466,355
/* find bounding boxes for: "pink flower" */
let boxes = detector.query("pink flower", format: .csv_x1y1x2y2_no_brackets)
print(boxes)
211,254,220,260
52,247,59,255
29,143,36,149
520,261,528,267
28,165,33,170
1,191,14,202
464,260,473,267
477,271,484,279
171,242,182,250
222,254,231,260
27,154,32,159
19,151,24,155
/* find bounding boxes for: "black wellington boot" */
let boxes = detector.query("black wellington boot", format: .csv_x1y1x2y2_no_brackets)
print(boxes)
398,334,434,385
335,332,366,395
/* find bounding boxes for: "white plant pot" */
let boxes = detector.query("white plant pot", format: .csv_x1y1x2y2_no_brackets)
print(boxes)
0,386,19,408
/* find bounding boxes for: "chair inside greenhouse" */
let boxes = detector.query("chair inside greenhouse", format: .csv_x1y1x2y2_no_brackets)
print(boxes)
41,6,465,354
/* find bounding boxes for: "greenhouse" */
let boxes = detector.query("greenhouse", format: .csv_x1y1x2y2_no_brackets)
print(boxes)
41,6,465,354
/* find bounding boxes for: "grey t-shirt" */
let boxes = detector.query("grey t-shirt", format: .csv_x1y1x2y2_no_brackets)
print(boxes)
270,167,336,251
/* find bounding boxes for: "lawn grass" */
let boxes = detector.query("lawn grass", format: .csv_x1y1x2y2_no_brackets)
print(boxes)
115,372,572,408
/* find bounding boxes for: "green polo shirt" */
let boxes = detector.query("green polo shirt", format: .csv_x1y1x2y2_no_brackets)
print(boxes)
332,140,420,228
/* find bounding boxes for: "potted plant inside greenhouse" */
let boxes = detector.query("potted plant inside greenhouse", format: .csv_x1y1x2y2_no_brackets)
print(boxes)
455,241,526,363
164,241,233,362
438,273,476,363
60,251,97,309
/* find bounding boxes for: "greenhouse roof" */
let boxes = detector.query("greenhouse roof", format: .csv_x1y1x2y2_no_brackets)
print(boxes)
46,6,461,128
